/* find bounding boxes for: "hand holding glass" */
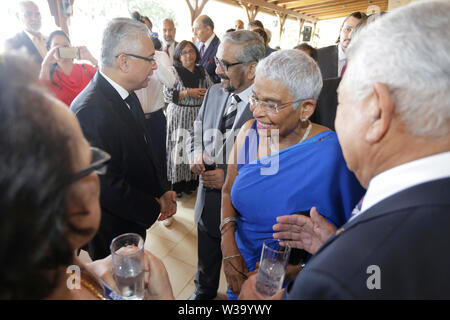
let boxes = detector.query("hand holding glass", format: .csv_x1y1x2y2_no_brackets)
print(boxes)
110,233,145,300
255,239,291,297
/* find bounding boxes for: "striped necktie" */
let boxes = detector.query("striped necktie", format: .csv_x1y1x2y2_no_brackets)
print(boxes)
200,43,205,58
351,196,364,217
222,94,240,133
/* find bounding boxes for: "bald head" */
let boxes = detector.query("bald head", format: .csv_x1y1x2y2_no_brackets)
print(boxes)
193,15,214,43
235,19,244,30
17,1,41,34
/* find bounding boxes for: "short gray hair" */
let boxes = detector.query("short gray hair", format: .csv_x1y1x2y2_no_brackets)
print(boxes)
255,49,323,109
222,30,266,64
100,18,150,68
343,0,450,138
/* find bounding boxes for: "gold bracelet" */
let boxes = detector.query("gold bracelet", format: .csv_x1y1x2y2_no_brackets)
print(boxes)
223,254,241,260
220,223,236,236
219,217,237,233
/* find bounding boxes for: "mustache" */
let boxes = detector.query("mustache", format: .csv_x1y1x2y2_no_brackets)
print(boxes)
218,74,230,81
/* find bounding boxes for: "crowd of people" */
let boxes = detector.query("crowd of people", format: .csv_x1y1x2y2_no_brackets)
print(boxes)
1,0,449,301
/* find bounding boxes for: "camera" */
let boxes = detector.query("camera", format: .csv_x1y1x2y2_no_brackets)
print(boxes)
58,47,81,59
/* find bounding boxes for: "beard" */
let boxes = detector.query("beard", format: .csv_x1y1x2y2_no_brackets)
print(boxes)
218,73,244,93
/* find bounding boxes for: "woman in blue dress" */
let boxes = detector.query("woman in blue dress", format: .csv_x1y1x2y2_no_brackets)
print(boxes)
220,49,365,299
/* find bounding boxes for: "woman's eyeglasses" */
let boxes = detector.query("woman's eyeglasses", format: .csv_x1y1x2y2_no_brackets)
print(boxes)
71,147,111,183
248,94,304,114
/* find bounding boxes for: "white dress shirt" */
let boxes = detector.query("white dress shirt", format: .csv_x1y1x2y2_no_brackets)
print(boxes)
201,33,216,53
99,70,130,108
163,41,176,64
135,50,176,114
351,152,450,221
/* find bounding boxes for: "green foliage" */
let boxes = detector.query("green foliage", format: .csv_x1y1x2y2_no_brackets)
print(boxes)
127,0,177,29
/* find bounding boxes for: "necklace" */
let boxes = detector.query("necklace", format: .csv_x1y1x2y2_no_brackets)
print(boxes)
80,276,106,300
269,120,312,153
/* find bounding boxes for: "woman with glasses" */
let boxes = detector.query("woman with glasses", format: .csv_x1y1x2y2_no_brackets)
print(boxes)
0,54,173,300
220,50,365,299
39,30,98,107
164,40,213,197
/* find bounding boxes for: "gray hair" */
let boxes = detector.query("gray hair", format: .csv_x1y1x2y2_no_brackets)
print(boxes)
255,49,323,109
343,0,450,138
100,18,150,68
222,30,266,64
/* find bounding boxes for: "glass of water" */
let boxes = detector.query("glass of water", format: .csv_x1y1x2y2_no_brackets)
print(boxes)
110,233,145,300
255,239,291,297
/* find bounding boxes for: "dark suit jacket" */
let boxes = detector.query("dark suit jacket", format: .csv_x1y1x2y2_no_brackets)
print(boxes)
197,35,220,84
310,77,341,131
316,45,338,80
284,177,450,299
5,31,43,64
70,72,169,228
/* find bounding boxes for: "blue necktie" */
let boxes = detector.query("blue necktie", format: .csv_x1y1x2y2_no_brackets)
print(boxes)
351,196,364,217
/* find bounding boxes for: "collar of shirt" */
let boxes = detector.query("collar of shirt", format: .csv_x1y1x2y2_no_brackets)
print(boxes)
202,33,216,52
99,70,130,103
360,151,450,215
24,30,47,57
231,84,253,107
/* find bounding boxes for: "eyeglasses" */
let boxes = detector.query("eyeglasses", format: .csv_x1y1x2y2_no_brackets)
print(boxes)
115,53,156,63
214,56,243,71
181,49,195,56
249,94,304,114
71,147,111,183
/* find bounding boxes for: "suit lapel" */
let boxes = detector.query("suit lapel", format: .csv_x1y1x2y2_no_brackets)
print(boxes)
20,31,43,63
95,73,153,159
200,36,218,64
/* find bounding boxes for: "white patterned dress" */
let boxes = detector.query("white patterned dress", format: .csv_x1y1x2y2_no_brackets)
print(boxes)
164,65,212,189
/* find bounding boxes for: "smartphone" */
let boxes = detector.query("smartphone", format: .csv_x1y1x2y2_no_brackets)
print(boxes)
58,47,81,59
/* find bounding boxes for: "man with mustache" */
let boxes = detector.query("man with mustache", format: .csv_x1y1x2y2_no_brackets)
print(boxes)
187,30,265,300
316,11,366,80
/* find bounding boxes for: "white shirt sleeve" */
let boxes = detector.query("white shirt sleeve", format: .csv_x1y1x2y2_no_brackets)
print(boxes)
154,51,176,88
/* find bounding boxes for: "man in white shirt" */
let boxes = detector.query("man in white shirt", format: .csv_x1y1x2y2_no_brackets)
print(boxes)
5,1,47,63
161,18,178,65
240,0,450,300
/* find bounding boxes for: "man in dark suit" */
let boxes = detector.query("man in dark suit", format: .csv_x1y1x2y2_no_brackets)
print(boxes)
5,1,47,64
239,0,450,299
316,12,365,80
161,18,178,65
310,77,341,131
187,30,266,300
70,18,177,260
193,15,221,83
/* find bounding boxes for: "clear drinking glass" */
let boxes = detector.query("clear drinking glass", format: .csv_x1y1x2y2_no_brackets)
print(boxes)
110,233,145,300
255,239,291,297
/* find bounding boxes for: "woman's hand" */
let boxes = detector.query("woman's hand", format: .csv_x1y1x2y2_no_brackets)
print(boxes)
78,46,98,66
188,88,206,99
39,46,60,80
222,253,248,296
86,249,174,300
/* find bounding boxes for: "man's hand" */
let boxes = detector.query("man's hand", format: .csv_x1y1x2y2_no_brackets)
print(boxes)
273,207,336,254
157,191,177,221
190,154,205,175
238,273,284,300
200,167,224,190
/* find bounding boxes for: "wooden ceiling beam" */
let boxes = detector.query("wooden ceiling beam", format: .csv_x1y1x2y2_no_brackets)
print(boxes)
287,0,378,10
297,2,387,15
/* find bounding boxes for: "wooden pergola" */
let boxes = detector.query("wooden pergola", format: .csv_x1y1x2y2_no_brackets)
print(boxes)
48,0,388,44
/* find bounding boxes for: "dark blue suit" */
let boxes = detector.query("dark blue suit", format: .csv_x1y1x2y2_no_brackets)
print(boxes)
197,35,220,84
70,72,170,259
284,178,450,299
5,31,43,64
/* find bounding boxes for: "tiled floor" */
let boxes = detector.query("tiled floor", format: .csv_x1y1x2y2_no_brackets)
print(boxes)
80,190,229,300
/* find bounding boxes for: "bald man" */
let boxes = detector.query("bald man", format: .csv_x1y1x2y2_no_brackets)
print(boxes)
161,18,178,64
234,19,244,30
193,15,221,83
5,1,47,63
